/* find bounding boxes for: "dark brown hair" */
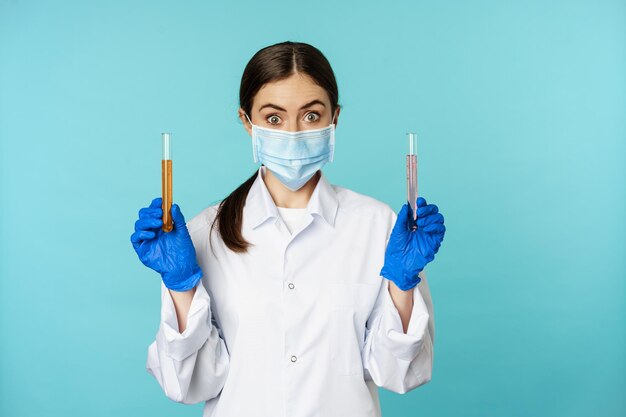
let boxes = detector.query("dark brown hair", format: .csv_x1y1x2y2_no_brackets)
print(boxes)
209,41,340,254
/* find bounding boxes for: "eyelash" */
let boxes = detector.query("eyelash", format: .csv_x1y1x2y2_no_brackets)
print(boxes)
266,112,320,125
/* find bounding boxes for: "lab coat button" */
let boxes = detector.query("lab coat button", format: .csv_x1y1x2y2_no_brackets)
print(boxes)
288,283,295,289
290,355,297,362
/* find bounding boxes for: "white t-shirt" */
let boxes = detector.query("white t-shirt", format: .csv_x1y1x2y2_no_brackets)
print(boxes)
276,206,310,235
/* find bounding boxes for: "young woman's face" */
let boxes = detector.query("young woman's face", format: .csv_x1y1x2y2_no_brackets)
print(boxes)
239,72,339,135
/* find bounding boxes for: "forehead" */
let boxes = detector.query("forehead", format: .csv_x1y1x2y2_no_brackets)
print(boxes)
253,73,330,110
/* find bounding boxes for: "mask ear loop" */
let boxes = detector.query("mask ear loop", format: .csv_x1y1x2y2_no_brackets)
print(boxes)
329,110,336,162
245,113,259,163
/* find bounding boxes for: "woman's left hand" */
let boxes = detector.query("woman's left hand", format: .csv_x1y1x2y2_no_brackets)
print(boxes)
379,197,446,291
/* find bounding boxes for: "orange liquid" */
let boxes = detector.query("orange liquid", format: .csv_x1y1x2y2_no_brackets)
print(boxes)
162,159,172,232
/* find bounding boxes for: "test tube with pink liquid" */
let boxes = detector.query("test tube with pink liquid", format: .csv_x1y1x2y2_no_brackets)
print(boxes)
406,132,418,231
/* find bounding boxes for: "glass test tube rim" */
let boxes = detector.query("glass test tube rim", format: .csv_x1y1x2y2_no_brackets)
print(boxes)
406,132,418,155
162,132,172,160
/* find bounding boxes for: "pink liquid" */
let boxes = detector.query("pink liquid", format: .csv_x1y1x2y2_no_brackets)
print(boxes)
406,154,418,230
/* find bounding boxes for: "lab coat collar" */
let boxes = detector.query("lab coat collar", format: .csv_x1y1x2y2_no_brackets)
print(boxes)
244,165,339,230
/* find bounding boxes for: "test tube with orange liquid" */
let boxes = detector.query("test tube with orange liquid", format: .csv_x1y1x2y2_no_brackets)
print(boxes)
162,133,173,232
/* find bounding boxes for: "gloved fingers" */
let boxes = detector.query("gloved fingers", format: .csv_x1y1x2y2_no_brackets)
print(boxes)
432,230,445,249
417,212,444,228
139,207,163,219
149,197,162,208
171,203,187,229
417,196,427,207
130,230,156,244
135,217,163,232
422,223,446,234
417,203,438,218
426,232,441,251
421,237,436,261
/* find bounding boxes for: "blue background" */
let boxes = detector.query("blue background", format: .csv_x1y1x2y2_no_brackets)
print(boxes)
1,0,624,416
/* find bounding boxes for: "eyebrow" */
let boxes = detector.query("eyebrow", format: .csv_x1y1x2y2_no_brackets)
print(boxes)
258,99,326,112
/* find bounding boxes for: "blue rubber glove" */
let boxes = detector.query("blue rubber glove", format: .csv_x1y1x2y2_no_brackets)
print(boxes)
379,196,446,291
130,197,203,292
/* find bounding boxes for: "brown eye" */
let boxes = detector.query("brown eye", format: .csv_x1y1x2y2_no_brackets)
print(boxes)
267,115,281,125
305,112,320,122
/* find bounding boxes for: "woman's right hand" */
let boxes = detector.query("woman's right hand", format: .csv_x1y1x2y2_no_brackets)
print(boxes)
130,197,203,292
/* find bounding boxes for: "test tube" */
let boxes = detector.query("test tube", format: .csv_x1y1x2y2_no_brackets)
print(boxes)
162,133,173,232
406,132,418,231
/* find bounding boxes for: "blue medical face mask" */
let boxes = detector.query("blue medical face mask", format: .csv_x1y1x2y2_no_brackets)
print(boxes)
244,112,336,191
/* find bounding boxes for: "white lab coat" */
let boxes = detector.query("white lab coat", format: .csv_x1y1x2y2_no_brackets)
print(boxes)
146,166,435,417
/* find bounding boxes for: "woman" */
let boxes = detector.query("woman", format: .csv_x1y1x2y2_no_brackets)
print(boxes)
131,41,445,417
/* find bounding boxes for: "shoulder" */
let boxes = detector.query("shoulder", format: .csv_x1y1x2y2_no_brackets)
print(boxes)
186,203,221,234
332,184,397,223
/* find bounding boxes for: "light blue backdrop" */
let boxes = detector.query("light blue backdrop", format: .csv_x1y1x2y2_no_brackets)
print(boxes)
1,0,624,416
